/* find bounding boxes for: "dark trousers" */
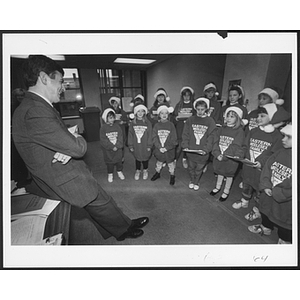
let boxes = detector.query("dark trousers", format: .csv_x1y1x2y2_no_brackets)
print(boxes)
84,184,131,239
188,159,206,185
107,161,123,173
242,183,255,200
261,213,292,243
136,160,149,170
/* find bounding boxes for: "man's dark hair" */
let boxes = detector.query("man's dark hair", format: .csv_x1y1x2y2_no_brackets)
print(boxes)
22,55,65,88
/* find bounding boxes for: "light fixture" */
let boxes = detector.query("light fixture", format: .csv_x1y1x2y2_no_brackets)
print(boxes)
11,54,65,61
114,58,156,65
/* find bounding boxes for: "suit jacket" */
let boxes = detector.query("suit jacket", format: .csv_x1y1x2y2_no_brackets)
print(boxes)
12,92,100,207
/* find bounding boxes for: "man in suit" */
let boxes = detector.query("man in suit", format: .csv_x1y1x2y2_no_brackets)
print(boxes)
12,55,149,242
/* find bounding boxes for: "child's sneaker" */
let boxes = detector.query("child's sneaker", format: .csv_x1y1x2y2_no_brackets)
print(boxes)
188,182,194,189
193,184,199,191
143,169,148,180
248,224,272,236
117,171,125,180
232,198,249,209
182,158,188,169
134,170,141,180
108,174,113,183
244,206,261,221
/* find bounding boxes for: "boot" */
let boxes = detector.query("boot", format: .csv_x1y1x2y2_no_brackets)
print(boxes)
170,175,175,185
151,172,160,181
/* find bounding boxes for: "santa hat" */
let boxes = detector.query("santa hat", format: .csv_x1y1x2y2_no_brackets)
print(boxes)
157,105,174,115
258,103,284,133
224,106,248,125
108,96,121,107
130,94,145,107
180,86,194,95
193,97,210,109
224,106,243,119
280,123,292,136
134,104,148,115
262,103,278,122
154,88,170,101
259,88,284,105
203,83,219,96
102,108,115,122
230,85,245,99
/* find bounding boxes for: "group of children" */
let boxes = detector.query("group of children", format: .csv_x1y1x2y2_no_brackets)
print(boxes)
99,84,292,244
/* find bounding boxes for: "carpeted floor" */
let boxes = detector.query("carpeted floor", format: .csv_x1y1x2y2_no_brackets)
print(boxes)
68,141,279,245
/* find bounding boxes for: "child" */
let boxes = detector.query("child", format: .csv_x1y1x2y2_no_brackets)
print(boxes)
108,96,128,155
232,103,285,210
247,87,290,132
100,108,125,182
240,87,290,191
219,85,248,126
128,104,152,180
173,86,195,168
148,88,171,126
203,82,222,125
210,107,245,201
129,94,145,119
181,98,216,190
151,105,178,185
248,123,292,244
130,94,145,109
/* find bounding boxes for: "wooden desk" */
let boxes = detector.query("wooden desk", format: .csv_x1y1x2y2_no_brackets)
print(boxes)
11,194,71,245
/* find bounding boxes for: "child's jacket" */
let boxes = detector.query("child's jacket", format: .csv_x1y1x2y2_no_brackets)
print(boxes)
100,122,123,164
128,118,153,161
152,120,178,163
181,115,216,163
259,148,292,230
212,125,245,177
242,126,283,191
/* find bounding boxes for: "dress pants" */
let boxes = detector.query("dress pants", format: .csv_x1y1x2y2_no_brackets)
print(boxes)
84,184,132,239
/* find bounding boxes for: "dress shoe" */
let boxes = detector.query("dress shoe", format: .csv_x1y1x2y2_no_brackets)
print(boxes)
209,188,220,196
116,228,144,241
219,192,229,202
130,217,149,229
151,172,160,181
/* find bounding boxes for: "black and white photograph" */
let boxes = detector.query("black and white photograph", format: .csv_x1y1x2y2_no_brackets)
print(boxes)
2,32,297,269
